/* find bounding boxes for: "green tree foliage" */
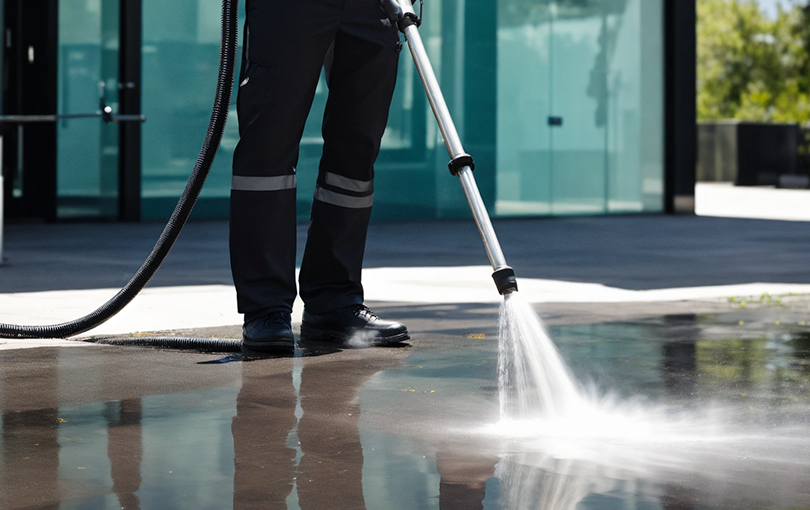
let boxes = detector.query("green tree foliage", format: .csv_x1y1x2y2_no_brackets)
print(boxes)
698,0,810,122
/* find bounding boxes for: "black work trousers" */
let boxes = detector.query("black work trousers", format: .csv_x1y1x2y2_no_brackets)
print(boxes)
230,0,400,320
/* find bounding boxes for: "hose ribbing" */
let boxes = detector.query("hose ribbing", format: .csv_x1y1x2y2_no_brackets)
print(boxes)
85,336,242,352
0,0,239,340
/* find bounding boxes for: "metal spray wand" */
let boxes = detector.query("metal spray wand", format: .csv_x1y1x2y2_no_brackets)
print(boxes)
380,0,518,295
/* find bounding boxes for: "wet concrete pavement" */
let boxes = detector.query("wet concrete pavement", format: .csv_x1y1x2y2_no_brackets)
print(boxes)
1,214,810,508
2,302,810,509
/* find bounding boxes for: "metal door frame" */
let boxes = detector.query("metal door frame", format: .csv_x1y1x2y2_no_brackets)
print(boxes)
2,0,59,221
1,0,142,222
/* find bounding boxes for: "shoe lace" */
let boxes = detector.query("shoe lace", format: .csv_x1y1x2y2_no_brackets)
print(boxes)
352,305,379,320
263,312,290,326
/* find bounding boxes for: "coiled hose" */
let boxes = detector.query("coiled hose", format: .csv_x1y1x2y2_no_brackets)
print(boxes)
0,0,240,351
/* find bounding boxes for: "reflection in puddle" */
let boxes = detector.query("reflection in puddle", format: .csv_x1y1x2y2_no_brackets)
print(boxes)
1,314,809,509
490,301,810,507
363,313,810,509
486,400,810,509
506,321,810,508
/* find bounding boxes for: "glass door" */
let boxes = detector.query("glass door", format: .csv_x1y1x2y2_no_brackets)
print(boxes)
548,1,609,215
56,0,121,219
497,0,658,217
495,0,553,216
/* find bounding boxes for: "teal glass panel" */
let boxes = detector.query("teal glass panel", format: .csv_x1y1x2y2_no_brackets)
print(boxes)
496,3,553,216
134,0,662,223
608,0,665,213
374,0,443,222
375,0,496,222
549,3,608,215
495,0,664,217
141,0,244,220
57,0,119,219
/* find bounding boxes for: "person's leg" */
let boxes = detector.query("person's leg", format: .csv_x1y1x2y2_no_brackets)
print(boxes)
230,0,340,322
298,1,408,346
298,2,401,314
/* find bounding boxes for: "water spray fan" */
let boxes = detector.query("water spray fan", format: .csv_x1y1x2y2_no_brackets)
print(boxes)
381,0,518,296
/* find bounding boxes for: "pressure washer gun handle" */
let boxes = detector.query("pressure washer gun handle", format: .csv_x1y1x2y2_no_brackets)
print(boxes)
379,0,420,32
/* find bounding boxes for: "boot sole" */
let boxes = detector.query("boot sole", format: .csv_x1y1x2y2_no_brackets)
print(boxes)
300,324,409,346
242,337,295,354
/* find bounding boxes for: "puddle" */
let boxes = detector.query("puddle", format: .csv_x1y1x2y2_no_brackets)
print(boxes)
1,313,809,509
360,313,810,509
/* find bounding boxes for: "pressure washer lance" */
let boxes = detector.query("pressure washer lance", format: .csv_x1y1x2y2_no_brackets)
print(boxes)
380,0,518,295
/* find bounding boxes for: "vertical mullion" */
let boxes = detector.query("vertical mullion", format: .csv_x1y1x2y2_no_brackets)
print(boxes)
118,0,141,221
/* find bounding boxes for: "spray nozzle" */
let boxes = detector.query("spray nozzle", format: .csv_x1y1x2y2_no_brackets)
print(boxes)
493,267,518,295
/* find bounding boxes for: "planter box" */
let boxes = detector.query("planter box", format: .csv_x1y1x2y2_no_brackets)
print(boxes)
697,121,798,185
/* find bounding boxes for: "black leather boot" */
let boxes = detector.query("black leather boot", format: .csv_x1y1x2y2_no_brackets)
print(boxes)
300,304,409,346
242,312,295,354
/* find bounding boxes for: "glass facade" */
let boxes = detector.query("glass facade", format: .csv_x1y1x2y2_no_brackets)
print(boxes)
140,0,243,220
496,0,664,216
52,0,664,221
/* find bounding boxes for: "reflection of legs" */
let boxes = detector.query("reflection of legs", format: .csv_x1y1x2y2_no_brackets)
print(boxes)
296,351,406,509
295,360,368,509
435,451,498,510
299,9,400,314
232,362,298,509
106,399,143,510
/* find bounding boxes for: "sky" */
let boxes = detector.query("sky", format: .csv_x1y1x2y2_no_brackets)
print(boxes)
755,0,807,18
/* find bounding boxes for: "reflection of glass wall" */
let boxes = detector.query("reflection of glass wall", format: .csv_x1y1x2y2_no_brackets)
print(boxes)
496,0,664,216
57,0,119,219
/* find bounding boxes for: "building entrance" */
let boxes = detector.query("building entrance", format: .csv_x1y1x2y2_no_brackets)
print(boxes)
1,0,142,222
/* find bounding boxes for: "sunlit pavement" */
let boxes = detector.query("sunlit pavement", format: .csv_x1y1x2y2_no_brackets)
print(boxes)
1,187,810,508
696,182,810,221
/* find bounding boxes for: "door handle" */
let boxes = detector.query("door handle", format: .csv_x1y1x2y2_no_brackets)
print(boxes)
548,116,563,126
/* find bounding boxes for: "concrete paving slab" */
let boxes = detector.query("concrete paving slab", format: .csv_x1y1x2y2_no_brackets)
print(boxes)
1,299,809,509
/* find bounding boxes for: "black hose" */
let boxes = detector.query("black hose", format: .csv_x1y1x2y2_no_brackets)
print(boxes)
0,0,239,341
84,336,242,352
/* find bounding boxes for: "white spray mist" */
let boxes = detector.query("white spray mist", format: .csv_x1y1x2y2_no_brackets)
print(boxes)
498,292,584,420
